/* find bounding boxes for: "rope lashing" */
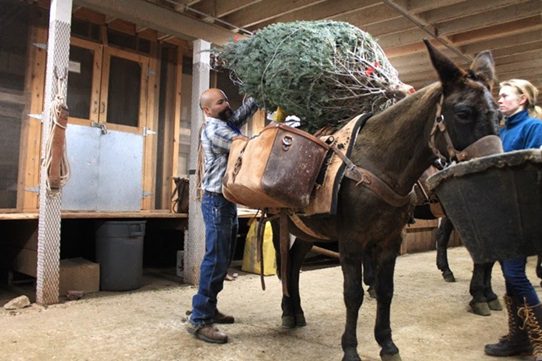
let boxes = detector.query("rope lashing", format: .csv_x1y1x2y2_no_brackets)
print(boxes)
43,67,70,194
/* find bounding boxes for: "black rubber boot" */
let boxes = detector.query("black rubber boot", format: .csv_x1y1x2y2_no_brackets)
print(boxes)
518,301,542,361
484,295,531,356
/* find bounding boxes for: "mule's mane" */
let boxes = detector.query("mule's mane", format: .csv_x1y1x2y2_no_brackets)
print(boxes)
353,82,443,194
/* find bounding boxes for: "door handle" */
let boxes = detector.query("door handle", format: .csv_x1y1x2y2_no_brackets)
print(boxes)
100,101,105,114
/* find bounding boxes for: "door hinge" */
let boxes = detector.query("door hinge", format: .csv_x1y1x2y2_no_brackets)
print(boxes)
28,113,44,122
142,191,153,198
143,127,156,136
25,186,39,193
91,121,108,135
33,43,47,50
148,68,156,77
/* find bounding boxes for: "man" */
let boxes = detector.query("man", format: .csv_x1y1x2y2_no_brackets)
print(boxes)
186,88,258,344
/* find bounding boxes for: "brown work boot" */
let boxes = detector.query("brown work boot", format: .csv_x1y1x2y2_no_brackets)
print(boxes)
186,323,228,344
518,301,542,361
484,295,531,356
215,309,235,324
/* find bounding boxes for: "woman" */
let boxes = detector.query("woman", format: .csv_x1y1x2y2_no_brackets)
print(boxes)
485,79,542,360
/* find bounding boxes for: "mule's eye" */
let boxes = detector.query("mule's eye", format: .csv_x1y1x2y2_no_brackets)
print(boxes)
454,106,474,123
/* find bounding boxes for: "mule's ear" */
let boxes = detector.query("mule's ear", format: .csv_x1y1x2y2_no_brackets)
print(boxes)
424,39,464,92
469,50,495,90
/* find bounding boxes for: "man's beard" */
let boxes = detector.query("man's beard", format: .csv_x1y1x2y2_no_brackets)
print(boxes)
218,107,233,121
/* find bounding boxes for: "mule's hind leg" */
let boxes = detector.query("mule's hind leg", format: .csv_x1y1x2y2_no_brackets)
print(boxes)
339,248,364,361
482,262,502,311
374,252,401,361
469,263,491,316
435,217,455,282
281,239,312,328
363,251,376,299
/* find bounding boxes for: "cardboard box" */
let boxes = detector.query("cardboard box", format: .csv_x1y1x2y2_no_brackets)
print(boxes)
59,258,100,295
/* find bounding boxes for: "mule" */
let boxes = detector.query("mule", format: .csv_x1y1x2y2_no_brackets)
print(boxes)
271,40,501,361
435,217,500,316
435,218,542,315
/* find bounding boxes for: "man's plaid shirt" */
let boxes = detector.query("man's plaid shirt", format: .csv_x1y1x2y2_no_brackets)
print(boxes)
201,98,258,193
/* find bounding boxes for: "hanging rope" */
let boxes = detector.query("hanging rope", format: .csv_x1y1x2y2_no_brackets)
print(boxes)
43,67,70,194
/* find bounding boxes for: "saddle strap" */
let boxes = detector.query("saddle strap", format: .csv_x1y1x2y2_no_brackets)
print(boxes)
289,213,331,240
279,210,290,298
329,145,414,208
344,166,415,207
256,214,267,292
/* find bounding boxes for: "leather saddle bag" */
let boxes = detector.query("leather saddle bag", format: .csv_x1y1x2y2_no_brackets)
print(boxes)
223,123,329,209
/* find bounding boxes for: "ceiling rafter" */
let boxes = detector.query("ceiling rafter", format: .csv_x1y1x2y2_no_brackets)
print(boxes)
221,0,326,28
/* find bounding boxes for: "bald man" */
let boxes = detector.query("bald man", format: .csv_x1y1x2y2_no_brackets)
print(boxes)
186,89,258,344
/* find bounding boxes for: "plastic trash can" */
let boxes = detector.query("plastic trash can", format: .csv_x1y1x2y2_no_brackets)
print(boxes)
95,220,146,291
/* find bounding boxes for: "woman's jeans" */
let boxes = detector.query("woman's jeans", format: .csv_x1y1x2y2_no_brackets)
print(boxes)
501,257,540,306
190,192,238,326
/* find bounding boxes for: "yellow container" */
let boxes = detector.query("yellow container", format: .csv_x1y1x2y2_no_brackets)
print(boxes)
242,219,276,275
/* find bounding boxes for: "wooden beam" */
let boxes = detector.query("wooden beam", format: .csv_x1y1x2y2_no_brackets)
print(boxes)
222,0,326,28
491,41,542,59
460,29,542,55
377,27,426,48
19,22,47,211
449,16,542,45
419,0,530,24
437,1,542,36
74,0,239,45
191,0,261,18
494,50,542,66
364,17,414,37
394,0,464,14
336,4,401,27
382,0,471,63
0,88,26,105
250,0,379,29
496,58,542,74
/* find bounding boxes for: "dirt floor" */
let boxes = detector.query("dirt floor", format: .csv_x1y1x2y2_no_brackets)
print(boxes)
1,247,540,361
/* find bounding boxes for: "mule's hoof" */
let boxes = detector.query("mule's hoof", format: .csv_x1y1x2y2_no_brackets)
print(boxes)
367,286,377,299
470,301,491,316
380,340,400,361
342,350,361,361
295,313,307,327
281,315,296,329
487,298,503,311
442,270,456,283
380,351,401,361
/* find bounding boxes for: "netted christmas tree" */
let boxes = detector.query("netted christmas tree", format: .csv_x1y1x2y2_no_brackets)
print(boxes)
214,20,409,132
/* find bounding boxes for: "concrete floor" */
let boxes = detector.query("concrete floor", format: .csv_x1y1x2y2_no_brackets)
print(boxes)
1,247,539,361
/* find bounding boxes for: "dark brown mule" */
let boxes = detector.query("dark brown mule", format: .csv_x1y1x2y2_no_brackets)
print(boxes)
271,40,500,361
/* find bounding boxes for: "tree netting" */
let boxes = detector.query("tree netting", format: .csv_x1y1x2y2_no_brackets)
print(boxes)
214,20,409,132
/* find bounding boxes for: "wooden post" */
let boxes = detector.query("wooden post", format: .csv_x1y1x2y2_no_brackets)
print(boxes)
36,0,73,305
183,39,210,285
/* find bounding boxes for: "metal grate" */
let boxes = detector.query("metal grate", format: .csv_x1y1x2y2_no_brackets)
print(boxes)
36,5,72,305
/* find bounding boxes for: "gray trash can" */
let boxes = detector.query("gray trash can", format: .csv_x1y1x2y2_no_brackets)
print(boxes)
95,221,146,291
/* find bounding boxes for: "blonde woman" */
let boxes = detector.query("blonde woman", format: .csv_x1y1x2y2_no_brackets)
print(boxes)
485,79,542,360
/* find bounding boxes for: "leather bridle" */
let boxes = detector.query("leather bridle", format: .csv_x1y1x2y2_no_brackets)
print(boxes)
428,94,503,163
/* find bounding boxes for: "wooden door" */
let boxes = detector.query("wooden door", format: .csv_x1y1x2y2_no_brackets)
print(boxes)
62,40,153,211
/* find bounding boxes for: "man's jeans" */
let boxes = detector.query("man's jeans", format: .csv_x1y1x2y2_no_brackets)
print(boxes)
501,257,540,306
190,192,238,326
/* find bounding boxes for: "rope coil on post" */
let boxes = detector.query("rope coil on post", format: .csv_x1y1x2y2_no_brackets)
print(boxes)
43,66,70,194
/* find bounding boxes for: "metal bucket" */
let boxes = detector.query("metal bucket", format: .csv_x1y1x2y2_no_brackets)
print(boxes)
427,149,542,263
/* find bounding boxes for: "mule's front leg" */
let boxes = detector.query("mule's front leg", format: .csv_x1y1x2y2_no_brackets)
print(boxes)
281,239,312,328
374,253,401,361
435,217,455,282
340,252,364,361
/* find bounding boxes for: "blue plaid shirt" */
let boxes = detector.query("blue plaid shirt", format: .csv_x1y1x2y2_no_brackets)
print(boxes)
201,98,258,193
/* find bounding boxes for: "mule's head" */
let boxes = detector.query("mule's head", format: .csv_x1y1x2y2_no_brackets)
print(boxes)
424,40,502,162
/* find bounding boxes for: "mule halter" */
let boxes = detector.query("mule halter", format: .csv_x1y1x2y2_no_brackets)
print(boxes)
428,94,503,163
